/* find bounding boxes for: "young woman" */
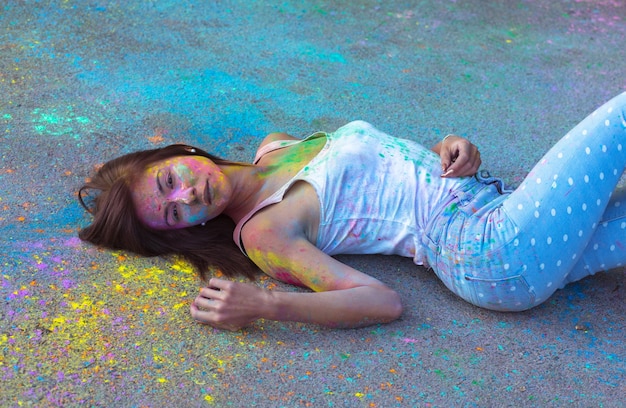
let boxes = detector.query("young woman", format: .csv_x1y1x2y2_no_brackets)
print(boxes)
79,92,626,331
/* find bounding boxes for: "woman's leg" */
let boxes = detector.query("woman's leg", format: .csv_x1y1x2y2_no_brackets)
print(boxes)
565,188,626,283
502,92,626,304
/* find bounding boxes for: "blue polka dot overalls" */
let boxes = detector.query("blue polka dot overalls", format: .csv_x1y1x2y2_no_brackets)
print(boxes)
424,92,626,311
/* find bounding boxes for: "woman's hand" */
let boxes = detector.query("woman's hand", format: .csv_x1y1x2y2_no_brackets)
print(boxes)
433,135,481,178
190,278,268,331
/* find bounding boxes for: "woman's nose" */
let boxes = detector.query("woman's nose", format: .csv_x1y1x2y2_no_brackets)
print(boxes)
172,187,197,204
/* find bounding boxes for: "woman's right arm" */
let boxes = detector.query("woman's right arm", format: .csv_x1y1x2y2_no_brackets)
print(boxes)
190,227,403,331
248,235,403,328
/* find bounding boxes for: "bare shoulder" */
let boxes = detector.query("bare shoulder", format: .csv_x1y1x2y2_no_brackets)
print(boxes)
258,132,300,149
239,205,311,287
240,208,305,256
241,181,319,247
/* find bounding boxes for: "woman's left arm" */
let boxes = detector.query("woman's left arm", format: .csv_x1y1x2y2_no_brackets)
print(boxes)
431,134,482,177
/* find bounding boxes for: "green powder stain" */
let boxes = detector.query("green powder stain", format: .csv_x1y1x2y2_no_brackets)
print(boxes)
313,6,327,15
433,369,446,379
31,106,91,139
266,133,326,176
39,113,62,124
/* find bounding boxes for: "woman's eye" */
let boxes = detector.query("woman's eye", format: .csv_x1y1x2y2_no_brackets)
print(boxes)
166,204,180,226
166,173,173,187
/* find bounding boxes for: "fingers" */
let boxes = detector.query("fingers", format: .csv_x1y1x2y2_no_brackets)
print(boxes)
195,289,217,306
190,302,212,323
440,138,481,178
439,135,464,174
190,294,238,330
197,286,222,302
207,277,229,290
449,147,480,173
189,304,239,331
190,279,249,331
439,149,453,173
446,154,480,177
194,281,228,313
441,168,455,177
197,278,233,300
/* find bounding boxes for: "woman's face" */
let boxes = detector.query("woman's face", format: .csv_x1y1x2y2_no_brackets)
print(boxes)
131,155,232,230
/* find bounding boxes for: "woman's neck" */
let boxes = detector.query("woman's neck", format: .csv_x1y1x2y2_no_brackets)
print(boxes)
218,163,272,224
217,133,327,224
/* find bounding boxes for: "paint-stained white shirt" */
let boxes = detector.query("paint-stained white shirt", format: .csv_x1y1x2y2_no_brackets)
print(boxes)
234,120,469,266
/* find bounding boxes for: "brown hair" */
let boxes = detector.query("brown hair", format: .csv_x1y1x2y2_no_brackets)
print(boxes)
78,144,258,281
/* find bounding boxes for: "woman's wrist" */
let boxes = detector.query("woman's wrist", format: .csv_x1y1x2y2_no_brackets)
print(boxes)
259,289,281,321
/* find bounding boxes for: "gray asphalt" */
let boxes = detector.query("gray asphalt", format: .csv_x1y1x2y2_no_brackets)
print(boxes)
1,1,625,407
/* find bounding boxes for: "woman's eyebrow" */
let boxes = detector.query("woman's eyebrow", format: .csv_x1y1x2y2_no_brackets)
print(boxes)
156,170,163,194
156,171,173,227
164,203,171,227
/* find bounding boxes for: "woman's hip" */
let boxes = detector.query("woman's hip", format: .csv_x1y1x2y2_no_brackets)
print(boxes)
421,177,559,311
